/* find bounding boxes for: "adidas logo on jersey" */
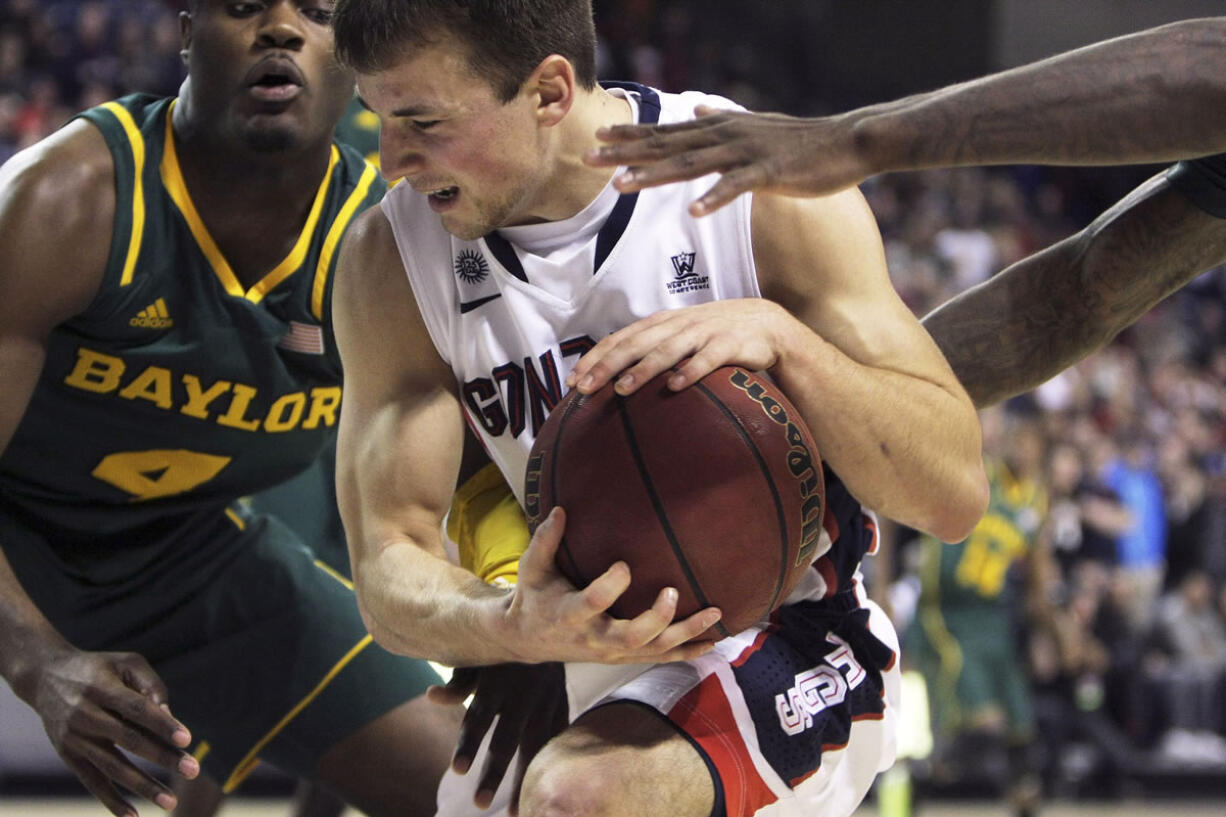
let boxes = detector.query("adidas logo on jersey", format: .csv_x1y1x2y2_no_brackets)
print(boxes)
130,298,173,329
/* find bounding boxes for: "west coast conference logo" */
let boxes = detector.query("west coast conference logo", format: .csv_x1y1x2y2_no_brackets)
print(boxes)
666,250,708,294
454,249,490,284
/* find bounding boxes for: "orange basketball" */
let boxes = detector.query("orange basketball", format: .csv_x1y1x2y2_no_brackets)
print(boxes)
524,366,825,640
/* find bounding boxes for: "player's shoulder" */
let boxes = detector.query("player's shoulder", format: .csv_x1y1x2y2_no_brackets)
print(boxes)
0,118,116,320
342,199,399,268
655,88,745,125
1,116,115,216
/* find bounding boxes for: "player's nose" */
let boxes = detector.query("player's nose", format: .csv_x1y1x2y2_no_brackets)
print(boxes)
379,131,425,183
255,0,305,51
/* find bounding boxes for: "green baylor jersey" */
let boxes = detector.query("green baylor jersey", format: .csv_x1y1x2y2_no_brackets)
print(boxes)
919,457,1048,610
0,95,385,548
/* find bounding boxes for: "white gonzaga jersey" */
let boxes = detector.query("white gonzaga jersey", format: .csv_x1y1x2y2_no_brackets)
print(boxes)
382,83,759,503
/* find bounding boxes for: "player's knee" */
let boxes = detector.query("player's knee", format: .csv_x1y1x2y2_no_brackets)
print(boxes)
518,749,622,817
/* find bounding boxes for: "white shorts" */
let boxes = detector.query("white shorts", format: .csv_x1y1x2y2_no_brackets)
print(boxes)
436,572,900,817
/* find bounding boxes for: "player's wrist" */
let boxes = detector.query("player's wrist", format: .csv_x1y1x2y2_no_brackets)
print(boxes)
1,631,72,704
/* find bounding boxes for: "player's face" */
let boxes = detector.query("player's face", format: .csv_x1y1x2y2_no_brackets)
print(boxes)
181,0,353,152
357,35,548,240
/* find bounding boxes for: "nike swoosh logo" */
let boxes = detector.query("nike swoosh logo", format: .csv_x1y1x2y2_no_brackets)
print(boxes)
459,293,502,313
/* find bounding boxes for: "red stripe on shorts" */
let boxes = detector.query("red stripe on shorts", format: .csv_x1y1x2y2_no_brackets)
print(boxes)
668,675,777,817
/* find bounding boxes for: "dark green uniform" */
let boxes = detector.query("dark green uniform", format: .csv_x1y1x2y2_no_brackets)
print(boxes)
907,458,1046,742
0,94,438,791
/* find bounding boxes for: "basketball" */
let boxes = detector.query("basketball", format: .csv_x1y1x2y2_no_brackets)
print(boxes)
524,365,825,640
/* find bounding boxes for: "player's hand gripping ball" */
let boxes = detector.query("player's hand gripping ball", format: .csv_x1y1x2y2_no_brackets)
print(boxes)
525,366,825,640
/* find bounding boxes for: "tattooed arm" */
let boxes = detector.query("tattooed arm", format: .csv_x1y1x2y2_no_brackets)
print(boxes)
587,17,1226,214
921,171,1226,408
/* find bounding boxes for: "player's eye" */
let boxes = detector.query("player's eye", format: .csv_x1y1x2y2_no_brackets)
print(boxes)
302,4,334,25
227,1,263,16
412,120,441,131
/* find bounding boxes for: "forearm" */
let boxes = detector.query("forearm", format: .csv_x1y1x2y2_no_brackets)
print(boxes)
354,536,523,666
853,18,1226,173
923,174,1226,407
771,324,986,543
0,549,71,700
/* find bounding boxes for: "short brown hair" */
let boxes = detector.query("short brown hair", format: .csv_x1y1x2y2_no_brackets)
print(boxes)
333,0,598,103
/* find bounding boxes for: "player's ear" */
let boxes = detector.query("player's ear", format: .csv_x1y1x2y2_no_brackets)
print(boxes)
179,10,192,63
531,55,574,127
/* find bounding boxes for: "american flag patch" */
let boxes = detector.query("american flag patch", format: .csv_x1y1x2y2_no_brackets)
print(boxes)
278,321,325,354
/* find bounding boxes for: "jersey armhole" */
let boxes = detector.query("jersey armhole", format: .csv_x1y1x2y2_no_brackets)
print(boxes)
1167,154,1226,219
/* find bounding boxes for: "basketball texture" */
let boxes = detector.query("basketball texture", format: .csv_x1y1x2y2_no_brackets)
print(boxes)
524,365,825,639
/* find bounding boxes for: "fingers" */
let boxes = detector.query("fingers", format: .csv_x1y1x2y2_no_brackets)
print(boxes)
66,739,179,815
604,588,722,659
689,164,770,216
455,691,500,777
111,656,192,751
517,507,566,587
64,754,139,817
607,145,738,194
507,690,567,813
97,684,195,775
566,311,692,396
426,667,478,706
475,712,521,808
565,560,631,623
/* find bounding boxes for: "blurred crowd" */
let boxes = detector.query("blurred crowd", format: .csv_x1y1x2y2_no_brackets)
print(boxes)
3,0,1224,803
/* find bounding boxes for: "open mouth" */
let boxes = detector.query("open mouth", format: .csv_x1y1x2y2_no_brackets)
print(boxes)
425,186,460,213
245,58,305,103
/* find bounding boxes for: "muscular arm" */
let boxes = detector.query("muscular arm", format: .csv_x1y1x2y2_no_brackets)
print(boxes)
333,207,505,665
0,120,113,685
0,121,200,816
853,17,1226,173
921,173,1226,408
752,190,988,542
588,17,1226,212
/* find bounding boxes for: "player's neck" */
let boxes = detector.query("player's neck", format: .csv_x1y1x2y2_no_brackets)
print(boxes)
170,98,333,209
531,87,633,222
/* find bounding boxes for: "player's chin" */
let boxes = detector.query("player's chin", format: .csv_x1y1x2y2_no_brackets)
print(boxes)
240,117,306,153
440,214,491,243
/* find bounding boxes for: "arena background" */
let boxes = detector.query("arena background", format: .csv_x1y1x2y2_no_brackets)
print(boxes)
1,1,1224,815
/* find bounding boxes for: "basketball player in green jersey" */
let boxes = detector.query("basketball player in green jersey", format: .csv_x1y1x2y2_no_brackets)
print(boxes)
0,2,462,816
907,409,1054,817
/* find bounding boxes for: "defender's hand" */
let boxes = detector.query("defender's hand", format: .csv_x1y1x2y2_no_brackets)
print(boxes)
428,662,568,813
565,299,798,397
25,648,198,816
585,106,870,216
504,508,720,664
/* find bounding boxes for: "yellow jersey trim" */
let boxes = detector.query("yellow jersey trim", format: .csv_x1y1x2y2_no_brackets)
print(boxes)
311,161,378,320
224,507,246,530
99,101,146,287
313,558,354,590
159,99,340,303
221,634,374,793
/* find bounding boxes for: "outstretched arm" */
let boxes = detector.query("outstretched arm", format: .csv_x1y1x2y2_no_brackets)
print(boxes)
586,17,1226,214
921,170,1226,408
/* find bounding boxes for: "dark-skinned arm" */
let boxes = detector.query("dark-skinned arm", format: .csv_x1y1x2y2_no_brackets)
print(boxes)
921,171,1226,408
587,17,1226,214
0,120,200,817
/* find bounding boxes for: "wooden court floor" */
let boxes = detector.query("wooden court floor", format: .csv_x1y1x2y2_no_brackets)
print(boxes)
2,800,1224,817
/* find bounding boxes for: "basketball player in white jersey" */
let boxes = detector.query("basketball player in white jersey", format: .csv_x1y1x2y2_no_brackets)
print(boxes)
328,2,988,816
